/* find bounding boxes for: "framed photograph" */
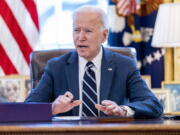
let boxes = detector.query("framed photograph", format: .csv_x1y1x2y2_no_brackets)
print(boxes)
151,89,170,113
22,75,31,100
162,81,180,112
142,75,151,88
0,75,25,102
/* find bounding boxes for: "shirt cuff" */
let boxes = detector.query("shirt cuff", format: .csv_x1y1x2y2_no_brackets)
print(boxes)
120,105,135,117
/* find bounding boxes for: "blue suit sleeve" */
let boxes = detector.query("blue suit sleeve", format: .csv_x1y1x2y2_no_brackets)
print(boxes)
125,59,163,118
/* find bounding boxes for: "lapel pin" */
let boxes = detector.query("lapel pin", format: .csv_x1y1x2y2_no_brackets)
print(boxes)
107,68,112,71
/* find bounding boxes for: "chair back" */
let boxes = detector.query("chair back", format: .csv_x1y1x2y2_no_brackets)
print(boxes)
30,47,136,88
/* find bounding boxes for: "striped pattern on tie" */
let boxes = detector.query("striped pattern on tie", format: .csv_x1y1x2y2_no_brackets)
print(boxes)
82,61,98,117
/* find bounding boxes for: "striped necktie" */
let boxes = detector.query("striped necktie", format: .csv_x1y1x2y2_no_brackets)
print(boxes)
82,61,98,117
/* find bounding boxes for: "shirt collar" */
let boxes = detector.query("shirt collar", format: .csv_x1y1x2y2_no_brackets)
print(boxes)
79,47,103,70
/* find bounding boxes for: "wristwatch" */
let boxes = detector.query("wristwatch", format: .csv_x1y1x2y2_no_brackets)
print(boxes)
120,105,135,116
120,106,128,116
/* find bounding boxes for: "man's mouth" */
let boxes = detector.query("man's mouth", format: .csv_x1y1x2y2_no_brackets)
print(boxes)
78,45,88,48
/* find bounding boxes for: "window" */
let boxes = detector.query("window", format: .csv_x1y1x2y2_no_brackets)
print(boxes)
36,0,108,50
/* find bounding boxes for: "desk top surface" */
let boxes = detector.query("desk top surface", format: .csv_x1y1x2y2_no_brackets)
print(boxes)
0,118,180,132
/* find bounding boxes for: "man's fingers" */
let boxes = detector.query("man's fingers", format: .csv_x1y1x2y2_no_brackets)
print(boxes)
112,107,121,115
112,106,126,116
71,100,82,107
63,96,72,103
101,100,115,106
107,104,116,110
64,91,73,99
58,95,71,103
95,104,106,111
98,100,123,116
95,104,111,115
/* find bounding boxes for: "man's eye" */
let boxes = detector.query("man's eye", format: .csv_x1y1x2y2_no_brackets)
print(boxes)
85,30,92,33
74,29,80,32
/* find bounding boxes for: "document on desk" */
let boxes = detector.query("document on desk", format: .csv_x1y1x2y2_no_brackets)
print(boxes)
52,116,134,122
52,116,82,121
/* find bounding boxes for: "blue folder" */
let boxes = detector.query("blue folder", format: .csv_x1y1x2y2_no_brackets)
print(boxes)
0,103,51,122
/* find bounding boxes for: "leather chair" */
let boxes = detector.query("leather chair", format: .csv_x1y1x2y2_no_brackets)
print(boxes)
30,47,136,88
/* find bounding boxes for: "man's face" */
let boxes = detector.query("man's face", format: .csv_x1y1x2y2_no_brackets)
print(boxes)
73,12,108,61
4,81,19,102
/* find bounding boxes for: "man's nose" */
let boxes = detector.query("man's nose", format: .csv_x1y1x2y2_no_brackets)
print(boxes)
78,31,86,41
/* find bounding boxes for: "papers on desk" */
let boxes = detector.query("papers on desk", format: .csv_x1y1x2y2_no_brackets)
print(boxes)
52,116,134,123
52,116,98,121
52,116,82,121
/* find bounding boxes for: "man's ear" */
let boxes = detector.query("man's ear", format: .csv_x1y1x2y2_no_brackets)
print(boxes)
102,29,108,43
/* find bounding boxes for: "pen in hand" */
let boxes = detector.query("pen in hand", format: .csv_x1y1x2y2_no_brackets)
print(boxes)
52,91,81,115
64,91,74,103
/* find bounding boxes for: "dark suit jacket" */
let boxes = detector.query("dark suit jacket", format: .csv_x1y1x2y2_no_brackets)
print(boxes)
26,48,163,118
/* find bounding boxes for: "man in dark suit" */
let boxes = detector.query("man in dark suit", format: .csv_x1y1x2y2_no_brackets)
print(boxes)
26,6,163,118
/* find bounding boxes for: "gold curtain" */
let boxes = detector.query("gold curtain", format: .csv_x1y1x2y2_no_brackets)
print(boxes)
163,0,174,82
163,0,180,82
174,0,180,81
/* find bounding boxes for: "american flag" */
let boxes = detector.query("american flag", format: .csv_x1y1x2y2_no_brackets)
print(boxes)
108,0,164,88
115,0,136,16
0,0,39,76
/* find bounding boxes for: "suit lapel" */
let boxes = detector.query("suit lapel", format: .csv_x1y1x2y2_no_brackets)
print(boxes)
100,49,115,102
65,52,79,116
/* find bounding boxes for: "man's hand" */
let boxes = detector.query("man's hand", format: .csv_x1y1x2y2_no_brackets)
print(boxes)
95,100,127,116
52,91,82,115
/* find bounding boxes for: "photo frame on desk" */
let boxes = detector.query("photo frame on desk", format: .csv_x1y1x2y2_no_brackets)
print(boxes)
151,89,170,113
0,75,25,102
162,81,180,112
22,75,31,100
141,75,151,88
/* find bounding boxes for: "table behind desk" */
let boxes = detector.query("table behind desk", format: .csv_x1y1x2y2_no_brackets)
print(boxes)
0,119,180,135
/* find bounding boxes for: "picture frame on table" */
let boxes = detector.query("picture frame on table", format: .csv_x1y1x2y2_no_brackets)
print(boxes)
141,75,151,88
162,81,180,112
0,75,25,102
151,89,170,113
22,75,31,100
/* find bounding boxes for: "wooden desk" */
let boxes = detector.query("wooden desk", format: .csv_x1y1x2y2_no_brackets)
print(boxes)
0,119,180,135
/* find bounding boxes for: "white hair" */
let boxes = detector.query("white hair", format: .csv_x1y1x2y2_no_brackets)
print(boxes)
72,5,109,29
